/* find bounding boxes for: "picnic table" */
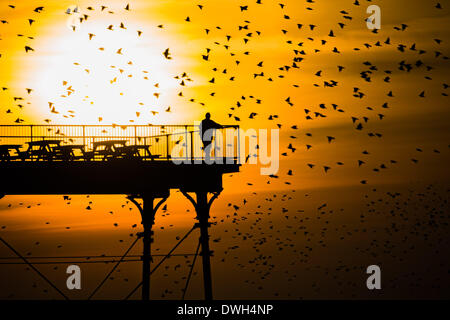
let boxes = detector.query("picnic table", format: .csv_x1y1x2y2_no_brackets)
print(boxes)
0,139,162,162
0,144,22,161
86,140,128,161
22,140,62,161
121,145,160,161
85,140,160,161
52,145,86,161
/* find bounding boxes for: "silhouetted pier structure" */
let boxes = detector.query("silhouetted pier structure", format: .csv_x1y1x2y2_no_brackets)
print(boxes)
0,124,241,300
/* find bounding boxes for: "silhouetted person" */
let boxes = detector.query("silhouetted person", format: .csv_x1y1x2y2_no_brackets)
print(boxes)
200,113,222,149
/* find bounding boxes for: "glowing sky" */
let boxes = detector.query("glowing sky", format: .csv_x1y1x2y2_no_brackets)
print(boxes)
0,0,449,189
0,0,449,299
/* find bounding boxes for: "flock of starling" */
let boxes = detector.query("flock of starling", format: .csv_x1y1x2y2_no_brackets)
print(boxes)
0,1,449,299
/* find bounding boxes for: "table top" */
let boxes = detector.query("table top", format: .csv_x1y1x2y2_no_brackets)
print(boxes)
57,145,85,149
0,144,22,149
26,140,62,146
93,140,127,146
129,144,151,148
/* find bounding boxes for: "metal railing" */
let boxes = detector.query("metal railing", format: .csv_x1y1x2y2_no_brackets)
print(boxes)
0,124,240,163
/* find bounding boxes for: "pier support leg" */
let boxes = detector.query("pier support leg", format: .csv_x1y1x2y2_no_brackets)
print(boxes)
181,190,221,300
141,195,153,301
128,192,168,300
197,191,213,300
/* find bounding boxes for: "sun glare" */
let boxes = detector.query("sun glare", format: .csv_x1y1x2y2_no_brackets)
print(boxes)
25,15,185,125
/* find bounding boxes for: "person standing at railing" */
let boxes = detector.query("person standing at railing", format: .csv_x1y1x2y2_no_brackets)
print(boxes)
200,113,222,162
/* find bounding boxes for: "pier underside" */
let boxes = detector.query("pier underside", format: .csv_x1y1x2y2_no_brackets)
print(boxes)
0,161,239,195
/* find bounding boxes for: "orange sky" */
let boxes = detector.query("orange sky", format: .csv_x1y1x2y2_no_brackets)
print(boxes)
0,0,449,299
0,0,449,189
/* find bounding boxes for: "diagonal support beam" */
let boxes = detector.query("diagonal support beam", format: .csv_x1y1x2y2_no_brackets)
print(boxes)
0,236,69,300
124,224,197,300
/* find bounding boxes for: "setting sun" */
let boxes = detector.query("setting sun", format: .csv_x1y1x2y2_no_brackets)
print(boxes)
14,3,191,124
0,0,449,304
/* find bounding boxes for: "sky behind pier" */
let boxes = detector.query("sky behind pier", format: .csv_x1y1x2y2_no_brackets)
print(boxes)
0,0,449,299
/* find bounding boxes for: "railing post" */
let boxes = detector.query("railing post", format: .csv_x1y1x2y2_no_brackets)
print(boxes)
184,126,188,162
135,126,137,145
30,125,33,142
166,134,170,159
82,125,86,147
237,125,240,165
190,131,194,162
